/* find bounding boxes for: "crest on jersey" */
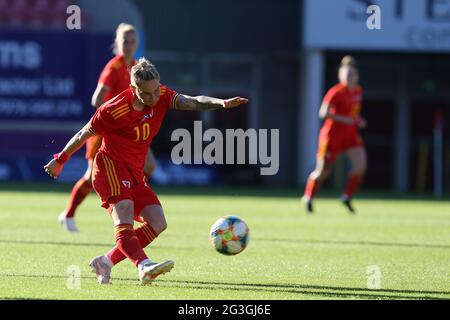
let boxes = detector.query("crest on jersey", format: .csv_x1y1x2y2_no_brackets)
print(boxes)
142,110,154,121
122,180,131,189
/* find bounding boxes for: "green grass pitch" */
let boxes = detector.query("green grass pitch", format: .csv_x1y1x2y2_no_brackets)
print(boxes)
0,183,449,300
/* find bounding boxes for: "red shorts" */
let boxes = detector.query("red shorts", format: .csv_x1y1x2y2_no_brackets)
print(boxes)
92,152,161,221
317,129,364,163
85,136,103,160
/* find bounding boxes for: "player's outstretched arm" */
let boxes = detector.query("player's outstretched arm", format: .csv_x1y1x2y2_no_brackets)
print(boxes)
175,94,248,111
44,123,94,179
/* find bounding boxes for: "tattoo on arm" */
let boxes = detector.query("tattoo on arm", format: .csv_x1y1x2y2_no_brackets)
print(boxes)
176,94,224,111
61,124,94,157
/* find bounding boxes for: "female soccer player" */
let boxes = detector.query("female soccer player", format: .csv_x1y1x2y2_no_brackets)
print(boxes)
58,23,157,232
303,55,367,214
44,58,248,285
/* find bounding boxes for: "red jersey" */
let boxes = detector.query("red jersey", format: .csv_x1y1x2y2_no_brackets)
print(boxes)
97,55,136,102
321,83,363,135
88,86,179,180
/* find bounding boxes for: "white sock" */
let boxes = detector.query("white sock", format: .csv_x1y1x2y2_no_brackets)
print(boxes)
138,258,153,270
103,255,114,268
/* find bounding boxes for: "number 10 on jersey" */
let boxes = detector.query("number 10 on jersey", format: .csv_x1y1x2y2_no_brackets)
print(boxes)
134,123,150,141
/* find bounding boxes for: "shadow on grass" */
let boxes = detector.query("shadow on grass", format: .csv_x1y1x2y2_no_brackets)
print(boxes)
0,239,114,248
1,237,448,250
152,279,450,300
0,238,450,249
0,239,183,251
256,238,450,250
0,273,448,300
1,182,449,201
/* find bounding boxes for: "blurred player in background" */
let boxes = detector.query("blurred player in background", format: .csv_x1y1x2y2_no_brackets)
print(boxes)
303,55,367,214
44,58,248,285
58,23,157,232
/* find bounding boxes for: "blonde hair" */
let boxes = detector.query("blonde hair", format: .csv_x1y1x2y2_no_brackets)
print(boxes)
131,57,160,87
340,55,356,67
338,55,359,85
113,23,137,54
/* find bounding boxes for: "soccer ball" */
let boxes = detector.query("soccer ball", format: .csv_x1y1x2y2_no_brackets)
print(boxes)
209,215,250,255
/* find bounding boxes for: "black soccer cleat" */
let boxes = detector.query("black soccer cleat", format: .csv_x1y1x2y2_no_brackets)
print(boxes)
303,197,314,214
342,197,356,214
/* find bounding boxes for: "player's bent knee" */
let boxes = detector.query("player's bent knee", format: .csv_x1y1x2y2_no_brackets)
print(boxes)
352,164,366,176
316,169,331,181
112,200,135,225
84,163,94,181
159,219,167,233
152,218,167,235
310,169,323,180
139,205,167,234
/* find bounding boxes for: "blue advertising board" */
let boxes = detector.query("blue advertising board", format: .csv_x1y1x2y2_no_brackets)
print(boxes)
0,30,112,182
0,30,113,121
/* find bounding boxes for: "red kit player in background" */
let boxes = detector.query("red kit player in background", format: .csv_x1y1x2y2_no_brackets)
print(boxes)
58,23,157,232
303,55,367,214
44,58,248,285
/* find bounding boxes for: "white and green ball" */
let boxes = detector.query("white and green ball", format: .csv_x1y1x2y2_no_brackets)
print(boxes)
209,216,249,255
